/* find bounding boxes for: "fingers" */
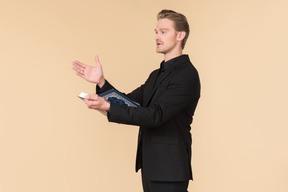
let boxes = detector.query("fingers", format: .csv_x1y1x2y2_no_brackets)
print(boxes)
72,60,86,69
82,93,110,111
85,94,98,101
84,94,99,108
72,60,86,75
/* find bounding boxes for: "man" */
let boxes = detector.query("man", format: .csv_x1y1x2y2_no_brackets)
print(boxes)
72,9,200,192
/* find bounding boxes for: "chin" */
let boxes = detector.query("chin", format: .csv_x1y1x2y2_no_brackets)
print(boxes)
156,49,165,54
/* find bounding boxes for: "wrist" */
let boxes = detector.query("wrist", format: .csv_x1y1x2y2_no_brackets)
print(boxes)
103,102,110,112
98,77,105,88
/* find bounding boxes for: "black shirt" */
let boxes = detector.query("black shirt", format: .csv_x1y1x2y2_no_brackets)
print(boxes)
159,54,187,73
155,54,187,86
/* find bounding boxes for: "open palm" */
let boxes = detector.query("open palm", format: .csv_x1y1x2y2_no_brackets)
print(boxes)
72,56,105,85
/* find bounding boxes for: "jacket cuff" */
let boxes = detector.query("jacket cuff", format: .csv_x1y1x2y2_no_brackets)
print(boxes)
96,80,113,94
107,103,127,124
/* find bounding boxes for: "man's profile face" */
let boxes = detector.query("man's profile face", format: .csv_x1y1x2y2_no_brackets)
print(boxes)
155,18,180,55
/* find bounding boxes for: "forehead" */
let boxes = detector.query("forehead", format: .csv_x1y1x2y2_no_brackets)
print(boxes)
155,18,175,30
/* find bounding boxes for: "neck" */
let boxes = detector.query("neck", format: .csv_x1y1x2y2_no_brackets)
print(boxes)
164,49,183,62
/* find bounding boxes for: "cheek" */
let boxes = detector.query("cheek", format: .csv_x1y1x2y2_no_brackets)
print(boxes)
168,34,178,42
166,36,177,45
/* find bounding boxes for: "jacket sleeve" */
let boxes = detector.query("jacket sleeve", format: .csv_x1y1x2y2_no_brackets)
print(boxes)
107,70,200,127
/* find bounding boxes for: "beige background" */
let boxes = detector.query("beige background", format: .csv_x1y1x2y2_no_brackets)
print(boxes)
1,0,287,191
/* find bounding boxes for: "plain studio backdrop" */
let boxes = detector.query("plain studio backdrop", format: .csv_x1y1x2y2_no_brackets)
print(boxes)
0,0,287,191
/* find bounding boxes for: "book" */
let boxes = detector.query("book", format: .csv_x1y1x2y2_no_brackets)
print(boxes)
78,89,141,116
98,89,141,108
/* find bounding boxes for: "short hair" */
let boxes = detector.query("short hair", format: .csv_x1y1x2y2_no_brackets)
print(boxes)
157,9,190,49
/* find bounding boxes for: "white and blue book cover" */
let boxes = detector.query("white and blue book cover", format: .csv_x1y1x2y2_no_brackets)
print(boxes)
99,89,141,108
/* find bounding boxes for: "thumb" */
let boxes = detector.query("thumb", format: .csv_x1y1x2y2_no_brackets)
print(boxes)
95,55,103,70
95,55,100,65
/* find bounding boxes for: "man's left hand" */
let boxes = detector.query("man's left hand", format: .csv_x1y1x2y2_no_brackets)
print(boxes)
84,94,110,111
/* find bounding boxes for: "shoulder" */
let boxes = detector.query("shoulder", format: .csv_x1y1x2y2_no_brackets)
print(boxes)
171,61,201,97
147,68,160,79
174,60,200,83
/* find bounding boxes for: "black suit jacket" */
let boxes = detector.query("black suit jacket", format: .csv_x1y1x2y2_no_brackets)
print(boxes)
96,55,200,181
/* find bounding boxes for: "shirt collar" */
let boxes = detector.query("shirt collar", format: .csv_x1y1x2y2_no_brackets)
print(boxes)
160,54,187,73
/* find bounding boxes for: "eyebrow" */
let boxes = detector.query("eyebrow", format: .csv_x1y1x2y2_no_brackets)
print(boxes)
154,28,169,31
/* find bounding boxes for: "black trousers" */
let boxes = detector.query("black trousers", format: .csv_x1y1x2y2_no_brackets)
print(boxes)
141,170,189,192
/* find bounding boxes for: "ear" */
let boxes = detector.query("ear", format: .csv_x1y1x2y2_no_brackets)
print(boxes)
177,31,186,41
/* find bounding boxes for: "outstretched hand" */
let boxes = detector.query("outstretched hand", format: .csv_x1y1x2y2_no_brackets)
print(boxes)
72,56,105,87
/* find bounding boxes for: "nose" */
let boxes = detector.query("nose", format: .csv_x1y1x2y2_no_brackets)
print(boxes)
155,33,159,41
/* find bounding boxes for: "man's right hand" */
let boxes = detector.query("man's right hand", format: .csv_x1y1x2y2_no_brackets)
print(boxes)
72,55,105,88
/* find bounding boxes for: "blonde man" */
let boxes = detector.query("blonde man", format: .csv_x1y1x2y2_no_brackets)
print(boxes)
73,9,200,192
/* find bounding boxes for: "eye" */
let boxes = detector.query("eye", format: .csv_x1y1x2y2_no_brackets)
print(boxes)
161,31,167,34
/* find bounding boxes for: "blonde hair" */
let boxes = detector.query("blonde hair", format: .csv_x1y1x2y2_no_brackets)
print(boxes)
157,9,190,49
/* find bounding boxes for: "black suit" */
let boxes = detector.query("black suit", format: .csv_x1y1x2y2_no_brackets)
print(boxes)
97,55,200,182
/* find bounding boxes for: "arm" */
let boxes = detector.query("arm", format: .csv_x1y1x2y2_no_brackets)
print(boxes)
84,82,145,113
108,70,200,127
73,55,146,111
